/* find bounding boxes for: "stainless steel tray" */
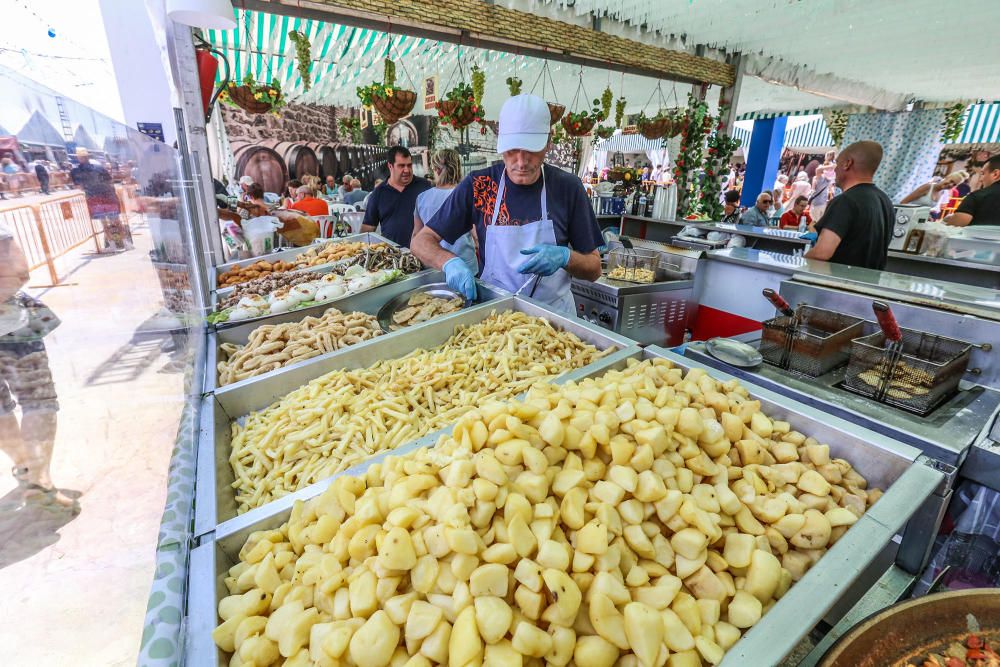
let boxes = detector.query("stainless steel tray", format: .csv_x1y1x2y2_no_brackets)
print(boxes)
213,231,397,286
204,272,503,394
376,282,466,333
193,296,637,537
186,347,944,667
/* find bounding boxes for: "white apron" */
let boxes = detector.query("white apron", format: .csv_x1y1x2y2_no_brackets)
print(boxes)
479,168,576,313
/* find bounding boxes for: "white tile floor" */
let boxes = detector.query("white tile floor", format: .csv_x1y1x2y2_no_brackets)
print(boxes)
0,217,187,666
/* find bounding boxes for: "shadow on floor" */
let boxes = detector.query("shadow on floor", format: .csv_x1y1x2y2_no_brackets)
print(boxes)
0,489,81,570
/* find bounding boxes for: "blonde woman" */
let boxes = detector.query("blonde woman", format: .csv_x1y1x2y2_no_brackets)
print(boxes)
412,149,478,274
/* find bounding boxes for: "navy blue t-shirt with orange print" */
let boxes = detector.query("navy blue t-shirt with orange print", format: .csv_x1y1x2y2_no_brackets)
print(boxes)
426,163,603,277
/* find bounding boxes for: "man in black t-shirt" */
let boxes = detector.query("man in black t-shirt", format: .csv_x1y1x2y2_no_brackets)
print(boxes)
945,154,1000,227
806,141,894,270
361,146,432,247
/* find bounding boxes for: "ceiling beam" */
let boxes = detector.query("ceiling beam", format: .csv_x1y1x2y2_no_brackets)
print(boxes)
235,0,734,87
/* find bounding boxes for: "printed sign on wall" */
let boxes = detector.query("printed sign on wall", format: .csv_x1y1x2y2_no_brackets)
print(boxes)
423,76,439,111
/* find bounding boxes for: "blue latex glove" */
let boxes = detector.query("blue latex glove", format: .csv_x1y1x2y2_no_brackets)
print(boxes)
799,231,818,242
443,257,477,301
517,244,571,276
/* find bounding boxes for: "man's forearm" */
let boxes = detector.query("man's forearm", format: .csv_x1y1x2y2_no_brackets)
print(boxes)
565,249,602,281
411,227,457,270
944,212,971,227
361,223,375,232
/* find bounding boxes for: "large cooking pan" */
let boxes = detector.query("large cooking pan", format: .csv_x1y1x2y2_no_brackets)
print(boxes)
820,588,1000,666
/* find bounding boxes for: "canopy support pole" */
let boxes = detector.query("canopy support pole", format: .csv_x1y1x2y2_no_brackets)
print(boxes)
740,116,787,209
718,53,745,135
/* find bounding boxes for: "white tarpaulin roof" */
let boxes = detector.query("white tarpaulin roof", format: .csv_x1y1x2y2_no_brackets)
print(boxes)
525,0,1000,113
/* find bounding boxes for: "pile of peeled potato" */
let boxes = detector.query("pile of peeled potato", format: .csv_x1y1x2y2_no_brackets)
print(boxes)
214,358,881,667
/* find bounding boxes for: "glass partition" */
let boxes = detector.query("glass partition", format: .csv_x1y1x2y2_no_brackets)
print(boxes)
0,65,205,664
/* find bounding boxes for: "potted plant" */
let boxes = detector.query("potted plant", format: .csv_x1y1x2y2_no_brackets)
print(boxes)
356,58,416,123
561,98,605,137
436,82,482,129
218,74,285,115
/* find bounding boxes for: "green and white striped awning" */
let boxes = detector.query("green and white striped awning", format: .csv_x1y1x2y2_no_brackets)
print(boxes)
784,117,834,149
736,109,822,121
954,103,1000,144
594,133,668,153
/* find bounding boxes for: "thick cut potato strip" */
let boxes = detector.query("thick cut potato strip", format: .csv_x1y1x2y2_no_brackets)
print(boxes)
229,311,611,513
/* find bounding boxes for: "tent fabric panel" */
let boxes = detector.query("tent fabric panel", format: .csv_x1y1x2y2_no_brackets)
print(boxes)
595,133,667,153
956,103,1000,144
784,118,833,149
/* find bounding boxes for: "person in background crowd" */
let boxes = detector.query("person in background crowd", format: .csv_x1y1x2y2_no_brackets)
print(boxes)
901,170,968,210
71,148,132,252
289,185,329,217
806,141,893,269
412,149,478,275
721,189,742,224
780,196,813,230
361,146,432,246
281,179,301,209
412,94,602,311
237,175,254,202
343,179,368,206
804,157,821,181
785,172,811,213
237,183,269,219
324,175,338,196
945,154,1000,227
337,175,352,197
740,192,773,226
34,161,49,195
809,164,835,222
641,165,651,181
772,173,789,209
1,158,19,174
0,222,78,513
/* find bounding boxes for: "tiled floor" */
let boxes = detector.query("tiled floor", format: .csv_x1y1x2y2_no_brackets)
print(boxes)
0,216,187,666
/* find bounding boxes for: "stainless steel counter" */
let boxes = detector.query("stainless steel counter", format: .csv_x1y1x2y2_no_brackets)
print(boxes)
186,346,945,667
707,247,808,274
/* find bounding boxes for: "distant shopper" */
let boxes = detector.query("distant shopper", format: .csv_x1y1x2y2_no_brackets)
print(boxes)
945,154,1000,227
806,141,893,269
361,146,432,246
772,173,789,209
412,149,478,275
289,185,329,217
281,179,301,209
785,171,811,212
779,196,812,230
337,175,352,197
739,192,773,226
238,175,254,201
721,189,741,224
1,158,19,174
237,183,269,219
34,161,50,195
70,148,133,252
809,166,834,221
343,179,368,206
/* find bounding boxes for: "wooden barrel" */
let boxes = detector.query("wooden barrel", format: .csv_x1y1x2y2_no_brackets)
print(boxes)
259,140,320,181
316,145,339,181
230,141,287,194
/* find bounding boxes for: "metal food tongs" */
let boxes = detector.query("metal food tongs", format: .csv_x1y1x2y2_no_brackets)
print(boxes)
872,300,905,401
763,288,797,369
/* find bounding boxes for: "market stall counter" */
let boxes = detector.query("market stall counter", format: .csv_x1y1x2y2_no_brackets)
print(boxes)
194,295,637,539
186,347,946,667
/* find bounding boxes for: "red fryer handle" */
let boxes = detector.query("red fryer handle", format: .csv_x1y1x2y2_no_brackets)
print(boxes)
872,301,903,343
762,288,794,317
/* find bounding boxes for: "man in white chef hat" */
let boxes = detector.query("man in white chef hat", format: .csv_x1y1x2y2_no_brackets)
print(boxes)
411,94,602,312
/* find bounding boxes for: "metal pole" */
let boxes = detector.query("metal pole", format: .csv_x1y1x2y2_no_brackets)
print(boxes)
30,205,59,285
717,52,745,135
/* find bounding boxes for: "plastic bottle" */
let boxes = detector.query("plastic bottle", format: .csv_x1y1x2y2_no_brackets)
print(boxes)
798,215,807,233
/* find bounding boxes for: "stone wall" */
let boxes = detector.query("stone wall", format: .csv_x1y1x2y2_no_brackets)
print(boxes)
221,103,353,144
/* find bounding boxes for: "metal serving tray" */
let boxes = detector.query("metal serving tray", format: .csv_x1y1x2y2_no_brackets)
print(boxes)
204,272,504,394
186,347,944,667
193,296,637,538
213,232,397,287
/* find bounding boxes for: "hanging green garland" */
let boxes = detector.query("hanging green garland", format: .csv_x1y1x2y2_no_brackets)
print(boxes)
601,87,614,120
700,106,742,221
288,30,312,92
941,102,966,142
383,58,396,87
673,92,712,218
471,66,486,107
506,76,522,96
827,109,848,147
614,96,627,129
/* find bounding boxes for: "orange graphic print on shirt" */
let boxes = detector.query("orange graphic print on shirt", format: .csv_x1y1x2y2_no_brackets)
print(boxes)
473,175,527,227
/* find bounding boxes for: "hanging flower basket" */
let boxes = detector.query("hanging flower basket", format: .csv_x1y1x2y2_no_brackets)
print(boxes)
593,126,615,140
219,75,285,115
668,114,688,138
561,114,596,137
638,117,672,140
548,103,566,125
370,89,416,123
436,82,482,129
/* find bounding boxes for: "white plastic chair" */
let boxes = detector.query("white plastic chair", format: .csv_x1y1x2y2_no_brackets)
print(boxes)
327,202,356,216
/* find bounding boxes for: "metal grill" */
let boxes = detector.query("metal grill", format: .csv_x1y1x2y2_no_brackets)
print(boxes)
843,329,972,416
760,306,865,377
